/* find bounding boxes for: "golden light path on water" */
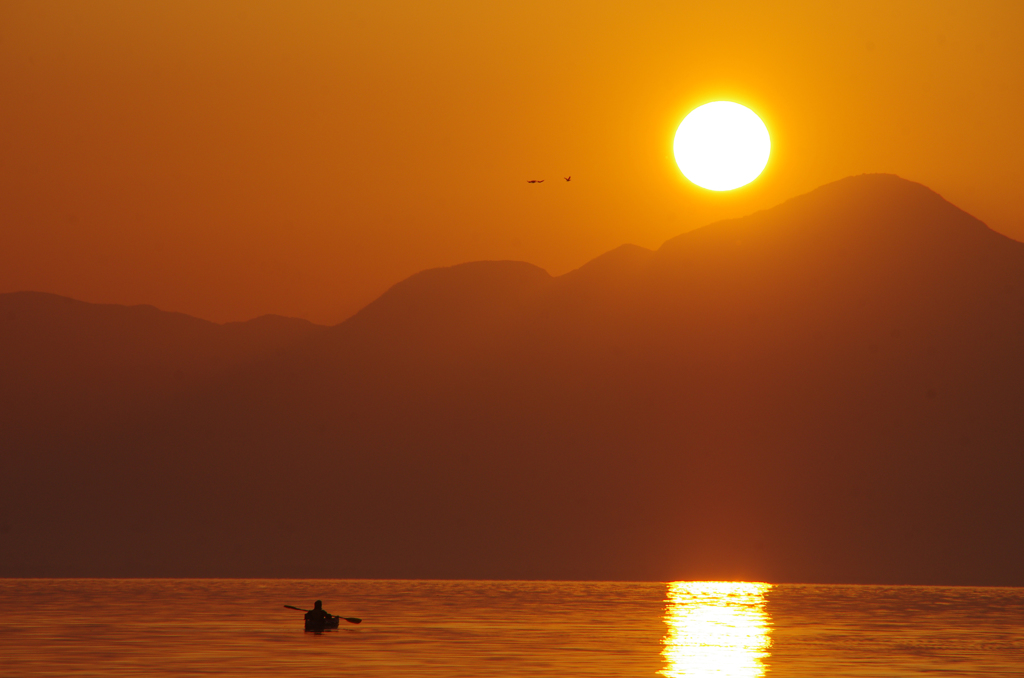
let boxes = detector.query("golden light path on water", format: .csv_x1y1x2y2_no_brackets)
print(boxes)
661,582,773,678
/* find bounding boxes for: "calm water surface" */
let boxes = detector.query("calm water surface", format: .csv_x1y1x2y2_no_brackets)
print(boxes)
1,579,1022,676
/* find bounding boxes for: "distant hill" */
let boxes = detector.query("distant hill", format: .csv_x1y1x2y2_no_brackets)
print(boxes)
0,292,322,424
2,174,1023,584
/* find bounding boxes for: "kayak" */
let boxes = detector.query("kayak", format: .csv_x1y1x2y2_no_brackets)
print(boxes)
305,616,341,632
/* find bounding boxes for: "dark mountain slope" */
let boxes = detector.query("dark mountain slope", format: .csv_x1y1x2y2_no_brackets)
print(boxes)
2,175,1023,583
0,291,322,426
0,294,323,572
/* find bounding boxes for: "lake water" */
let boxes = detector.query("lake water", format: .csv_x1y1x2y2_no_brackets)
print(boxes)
1,579,1022,677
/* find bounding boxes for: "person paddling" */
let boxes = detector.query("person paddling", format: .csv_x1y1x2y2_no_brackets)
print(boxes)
284,602,361,626
305,600,334,625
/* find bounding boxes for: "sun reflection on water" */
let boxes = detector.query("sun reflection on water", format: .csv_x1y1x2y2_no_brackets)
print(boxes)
661,581,773,678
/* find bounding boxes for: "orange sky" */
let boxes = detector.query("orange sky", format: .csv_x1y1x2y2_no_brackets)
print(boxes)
2,1,1022,324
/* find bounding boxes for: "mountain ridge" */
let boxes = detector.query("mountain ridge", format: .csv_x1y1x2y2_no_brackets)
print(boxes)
2,174,1023,583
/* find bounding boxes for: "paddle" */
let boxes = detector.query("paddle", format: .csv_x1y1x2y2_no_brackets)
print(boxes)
284,605,362,624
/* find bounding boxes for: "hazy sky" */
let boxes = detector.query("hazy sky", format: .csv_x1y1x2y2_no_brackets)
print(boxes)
2,1,1022,324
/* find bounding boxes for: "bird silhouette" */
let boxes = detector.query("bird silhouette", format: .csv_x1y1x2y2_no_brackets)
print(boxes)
564,176,571,182
527,179,544,184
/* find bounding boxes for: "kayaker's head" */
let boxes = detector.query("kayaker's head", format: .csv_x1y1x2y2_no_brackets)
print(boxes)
314,600,323,610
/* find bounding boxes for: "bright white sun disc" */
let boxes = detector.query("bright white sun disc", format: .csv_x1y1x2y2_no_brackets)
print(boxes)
674,102,770,191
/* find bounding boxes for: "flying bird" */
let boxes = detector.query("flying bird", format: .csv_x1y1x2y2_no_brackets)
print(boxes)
564,176,571,182
527,179,544,183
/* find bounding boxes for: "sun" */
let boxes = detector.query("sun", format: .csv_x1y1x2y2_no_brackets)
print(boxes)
673,102,770,191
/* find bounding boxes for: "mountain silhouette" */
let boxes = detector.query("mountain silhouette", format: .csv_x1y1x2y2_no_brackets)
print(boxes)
2,174,1023,583
0,291,322,426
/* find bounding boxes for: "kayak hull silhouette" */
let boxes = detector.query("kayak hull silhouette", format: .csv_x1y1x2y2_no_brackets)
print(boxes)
304,616,341,632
